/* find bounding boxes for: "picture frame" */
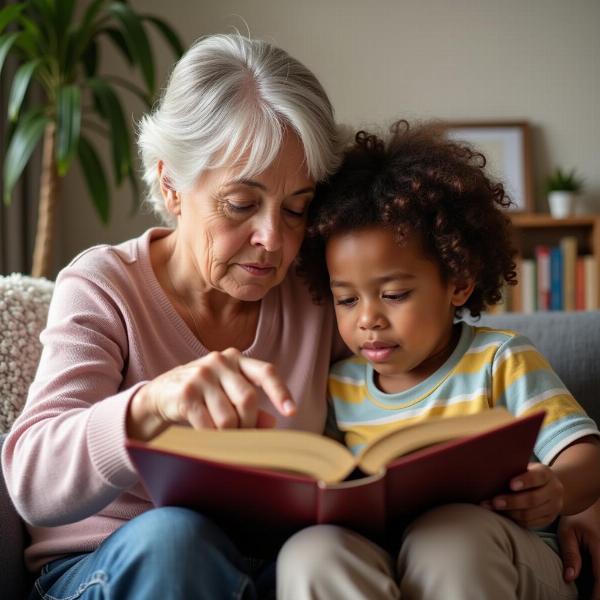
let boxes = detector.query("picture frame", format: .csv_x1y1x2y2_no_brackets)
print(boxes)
442,121,534,213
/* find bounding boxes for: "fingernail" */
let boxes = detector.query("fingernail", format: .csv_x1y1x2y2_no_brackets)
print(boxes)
282,399,295,415
565,567,575,580
494,498,507,509
512,480,523,490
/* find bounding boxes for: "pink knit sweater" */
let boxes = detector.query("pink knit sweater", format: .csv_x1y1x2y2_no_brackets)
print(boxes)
2,228,341,571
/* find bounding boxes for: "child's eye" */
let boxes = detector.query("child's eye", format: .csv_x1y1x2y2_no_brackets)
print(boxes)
335,297,357,307
383,291,411,302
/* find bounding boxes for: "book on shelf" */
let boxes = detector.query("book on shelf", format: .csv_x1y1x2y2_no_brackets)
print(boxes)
584,255,598,310
550,247,563,310
521,258,537,313
560,237,578,312
126,408,545,539
535,245,551,311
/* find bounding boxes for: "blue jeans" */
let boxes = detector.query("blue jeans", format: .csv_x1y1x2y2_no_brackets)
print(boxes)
29,507,275,599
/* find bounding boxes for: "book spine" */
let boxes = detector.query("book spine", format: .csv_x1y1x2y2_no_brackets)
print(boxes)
584,255,598,310
550,246,563,311
521,259,536,314
576,256,586,311
535,246,551,311
560,236,578,311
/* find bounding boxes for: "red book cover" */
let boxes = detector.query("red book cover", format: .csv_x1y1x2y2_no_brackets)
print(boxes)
126,411,544,542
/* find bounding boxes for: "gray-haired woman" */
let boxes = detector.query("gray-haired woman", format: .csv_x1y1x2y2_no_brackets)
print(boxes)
2,33,342,599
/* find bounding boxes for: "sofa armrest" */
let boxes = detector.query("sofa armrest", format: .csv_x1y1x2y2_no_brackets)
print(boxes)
0,433,30,598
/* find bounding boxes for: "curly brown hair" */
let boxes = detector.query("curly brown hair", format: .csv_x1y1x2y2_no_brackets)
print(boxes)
297,121,517,318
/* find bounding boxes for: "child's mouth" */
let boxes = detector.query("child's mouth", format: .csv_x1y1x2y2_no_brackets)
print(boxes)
360,343,398,362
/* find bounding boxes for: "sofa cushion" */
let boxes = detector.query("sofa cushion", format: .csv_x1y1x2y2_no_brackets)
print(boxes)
478,311,600,426
0,274,54,433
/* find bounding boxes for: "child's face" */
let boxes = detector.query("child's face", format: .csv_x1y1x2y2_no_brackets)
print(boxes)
326,227,473,393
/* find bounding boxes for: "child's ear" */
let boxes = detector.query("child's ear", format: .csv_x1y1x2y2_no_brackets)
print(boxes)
450,278,476,307
158,161,181,216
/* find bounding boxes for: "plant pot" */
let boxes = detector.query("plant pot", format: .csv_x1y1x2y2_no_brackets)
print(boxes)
548,191,576,218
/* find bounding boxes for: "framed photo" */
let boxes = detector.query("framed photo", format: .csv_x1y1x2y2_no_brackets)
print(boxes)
442,122,534,212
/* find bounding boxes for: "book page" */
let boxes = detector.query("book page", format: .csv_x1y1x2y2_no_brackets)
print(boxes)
147,426,358,484
358,408,514,475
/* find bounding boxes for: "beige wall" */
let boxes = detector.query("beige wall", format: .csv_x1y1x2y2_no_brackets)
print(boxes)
58,0,600,270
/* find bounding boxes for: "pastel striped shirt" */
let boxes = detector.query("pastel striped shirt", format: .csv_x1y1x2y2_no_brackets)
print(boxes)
329,322,599,462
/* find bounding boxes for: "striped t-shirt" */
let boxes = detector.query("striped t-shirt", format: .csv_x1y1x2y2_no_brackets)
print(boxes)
329,322,598,462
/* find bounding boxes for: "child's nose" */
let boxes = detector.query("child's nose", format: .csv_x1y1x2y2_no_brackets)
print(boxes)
358,304,386,330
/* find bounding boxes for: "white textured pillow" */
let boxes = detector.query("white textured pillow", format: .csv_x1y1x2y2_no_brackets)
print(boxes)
0,274,54,433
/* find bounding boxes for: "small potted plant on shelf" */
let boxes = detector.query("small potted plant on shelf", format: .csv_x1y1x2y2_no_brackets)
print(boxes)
545,167,584,218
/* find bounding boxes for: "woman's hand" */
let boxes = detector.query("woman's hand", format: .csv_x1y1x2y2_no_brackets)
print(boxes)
127,348,295,440
558,499,600,599
481,462,564,529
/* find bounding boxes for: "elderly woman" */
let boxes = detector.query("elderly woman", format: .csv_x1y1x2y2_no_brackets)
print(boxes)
2,33,599,600
2,34,341,599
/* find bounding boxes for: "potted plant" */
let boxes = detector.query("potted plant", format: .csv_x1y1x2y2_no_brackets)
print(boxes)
545,167,584,219
0,0,183,277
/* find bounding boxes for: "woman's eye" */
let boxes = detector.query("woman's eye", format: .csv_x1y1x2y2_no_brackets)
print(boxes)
223,200,256,215
383,291,411,302
284,207,306,218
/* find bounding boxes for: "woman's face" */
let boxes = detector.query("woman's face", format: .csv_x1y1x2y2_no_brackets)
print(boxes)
168,133,315,301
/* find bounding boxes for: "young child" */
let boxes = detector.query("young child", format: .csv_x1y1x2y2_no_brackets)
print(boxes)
278,123,600,599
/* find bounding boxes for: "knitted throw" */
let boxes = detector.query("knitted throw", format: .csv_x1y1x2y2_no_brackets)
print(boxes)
0,274,54,433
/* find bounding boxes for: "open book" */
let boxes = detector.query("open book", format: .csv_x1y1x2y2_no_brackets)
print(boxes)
127,408,544,541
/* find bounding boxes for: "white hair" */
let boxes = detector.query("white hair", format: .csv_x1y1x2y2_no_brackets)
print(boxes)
138,33,340,224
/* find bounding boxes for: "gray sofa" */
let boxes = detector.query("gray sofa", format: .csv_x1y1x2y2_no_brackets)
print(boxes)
2,307,600,598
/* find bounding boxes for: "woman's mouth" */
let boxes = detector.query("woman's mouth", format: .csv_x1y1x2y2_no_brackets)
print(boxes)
238,263,276,277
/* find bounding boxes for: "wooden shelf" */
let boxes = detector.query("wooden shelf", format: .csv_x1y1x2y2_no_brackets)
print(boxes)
506,213,600,311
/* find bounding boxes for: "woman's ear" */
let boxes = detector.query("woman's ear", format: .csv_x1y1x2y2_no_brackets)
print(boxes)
450,278,476,307
158,161,181,216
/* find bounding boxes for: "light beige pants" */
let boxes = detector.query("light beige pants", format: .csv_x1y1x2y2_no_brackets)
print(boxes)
277,503,578,600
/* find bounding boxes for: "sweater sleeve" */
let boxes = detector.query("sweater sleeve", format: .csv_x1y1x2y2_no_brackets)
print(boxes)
491,333,600,465
1,268,145,527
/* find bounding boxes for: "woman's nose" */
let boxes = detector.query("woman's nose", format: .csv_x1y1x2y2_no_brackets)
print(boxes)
251,211,283,252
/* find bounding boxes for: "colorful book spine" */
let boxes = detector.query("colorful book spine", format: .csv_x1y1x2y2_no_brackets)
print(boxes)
550,247,563,310
535,246,551,311
584,255,598,310
521,259,536,314
560,237,578,311
576,256,586,311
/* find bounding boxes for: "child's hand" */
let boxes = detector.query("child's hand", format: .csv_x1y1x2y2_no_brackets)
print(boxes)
481,462,564,529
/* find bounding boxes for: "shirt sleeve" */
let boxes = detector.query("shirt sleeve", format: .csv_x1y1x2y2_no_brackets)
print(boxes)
1,268,143,527
491,332,600,464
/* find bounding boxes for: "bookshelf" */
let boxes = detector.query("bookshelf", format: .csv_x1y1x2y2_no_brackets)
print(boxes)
508,214,600,311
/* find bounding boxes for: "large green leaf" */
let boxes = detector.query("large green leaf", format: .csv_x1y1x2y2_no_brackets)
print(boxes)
0,3,25,34
102,26,133,65
3,110,50,205
107,2,154,92
13,15,44,58
78,135,109,223
56,85,82,176
142,15,184,57
0,32,21,79
82,38,99,77
105,75,151,107
87,77,131,183
71,0,107,64
54,0,77,37
8,58,41,121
